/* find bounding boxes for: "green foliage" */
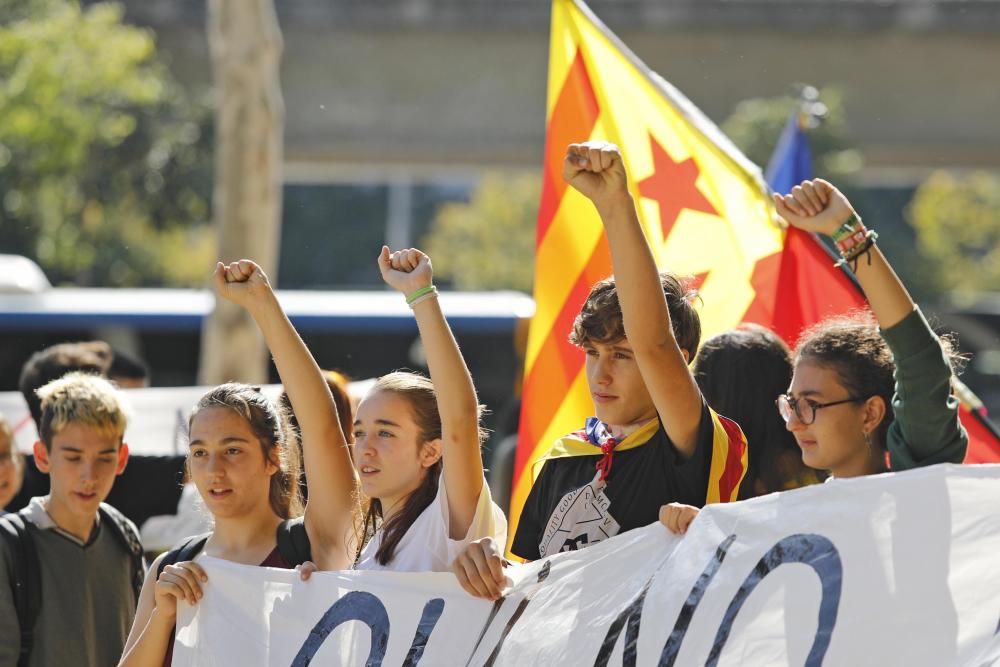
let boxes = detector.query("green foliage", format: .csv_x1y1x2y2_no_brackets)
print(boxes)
422,172,539,292
908,171,1000,293
722,86,862,180
0,0,214,286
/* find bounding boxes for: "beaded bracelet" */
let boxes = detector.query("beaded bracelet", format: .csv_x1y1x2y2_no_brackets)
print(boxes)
405,285,436,305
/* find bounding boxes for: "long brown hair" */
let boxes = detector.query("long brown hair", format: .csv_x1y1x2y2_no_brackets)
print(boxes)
189,383,304,520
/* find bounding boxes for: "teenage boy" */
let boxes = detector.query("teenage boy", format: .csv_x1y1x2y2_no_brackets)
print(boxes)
10,342,186,530
0,373,144,667
453,142,748,599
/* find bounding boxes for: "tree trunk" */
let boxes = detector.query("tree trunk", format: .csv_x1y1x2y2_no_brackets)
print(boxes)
198,0,284,386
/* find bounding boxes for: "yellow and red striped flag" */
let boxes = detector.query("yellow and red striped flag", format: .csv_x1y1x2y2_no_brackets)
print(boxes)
510,0,786,551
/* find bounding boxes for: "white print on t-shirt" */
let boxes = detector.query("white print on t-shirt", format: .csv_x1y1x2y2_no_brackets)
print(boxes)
538,471,621,558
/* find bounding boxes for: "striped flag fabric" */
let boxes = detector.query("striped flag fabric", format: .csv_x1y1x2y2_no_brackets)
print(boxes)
510,0,783,551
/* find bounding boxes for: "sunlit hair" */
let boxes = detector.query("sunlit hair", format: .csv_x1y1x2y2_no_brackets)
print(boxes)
359,371,486,566
36,372,128,449
279,369,357,505
0,414,13,450
569,272,702,359
695,324,822,496
189,383,304,520
0,414,24,489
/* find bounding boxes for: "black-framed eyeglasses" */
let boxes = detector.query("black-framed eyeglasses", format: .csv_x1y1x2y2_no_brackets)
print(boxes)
776,393,867,425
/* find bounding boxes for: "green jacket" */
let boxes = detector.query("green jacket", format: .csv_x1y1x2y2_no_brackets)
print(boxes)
883,308,968,470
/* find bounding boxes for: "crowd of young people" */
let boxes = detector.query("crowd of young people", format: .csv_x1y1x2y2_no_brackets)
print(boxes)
0,141,968,665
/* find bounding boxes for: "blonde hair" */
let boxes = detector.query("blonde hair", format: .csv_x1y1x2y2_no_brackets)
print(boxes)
36,372,128,448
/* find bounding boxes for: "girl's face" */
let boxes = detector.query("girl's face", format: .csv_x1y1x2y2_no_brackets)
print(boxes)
188,407,278,520
352,391,439,514
785,360,880,478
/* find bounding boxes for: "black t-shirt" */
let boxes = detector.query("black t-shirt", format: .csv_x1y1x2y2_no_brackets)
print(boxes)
511,403,714,561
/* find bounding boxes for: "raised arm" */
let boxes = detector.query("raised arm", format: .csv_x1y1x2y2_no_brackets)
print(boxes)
377,247,484,538
564,142,703,456
772,180,914,328
774,181,967,466
214,261,358,569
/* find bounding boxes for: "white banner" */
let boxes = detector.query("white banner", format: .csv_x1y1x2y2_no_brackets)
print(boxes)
175,464,1000,666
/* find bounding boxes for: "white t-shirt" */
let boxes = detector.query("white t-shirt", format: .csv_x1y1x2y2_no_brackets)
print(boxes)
355,472,507,572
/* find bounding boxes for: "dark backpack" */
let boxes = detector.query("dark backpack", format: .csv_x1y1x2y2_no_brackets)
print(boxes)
0,504,145,667
156,516,312,577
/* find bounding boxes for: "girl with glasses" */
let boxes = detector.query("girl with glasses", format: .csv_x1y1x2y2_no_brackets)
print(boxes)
661,179,968,535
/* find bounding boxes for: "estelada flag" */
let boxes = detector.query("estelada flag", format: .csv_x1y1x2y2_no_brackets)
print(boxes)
511,0,784,551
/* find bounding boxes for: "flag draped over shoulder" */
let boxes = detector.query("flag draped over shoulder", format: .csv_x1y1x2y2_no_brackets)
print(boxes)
511,0,770,551
529,411,748,504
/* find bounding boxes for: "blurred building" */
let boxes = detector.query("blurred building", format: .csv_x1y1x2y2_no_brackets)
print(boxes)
97,1,1000,281
73,0,1000,415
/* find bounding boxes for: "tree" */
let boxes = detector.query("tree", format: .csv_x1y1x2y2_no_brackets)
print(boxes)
0,0,214,287
197,0,284,385
422,172,539,292
722,85,862,181
908,171,1000,293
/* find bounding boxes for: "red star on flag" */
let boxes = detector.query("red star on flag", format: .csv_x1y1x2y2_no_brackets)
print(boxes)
637,134,719,238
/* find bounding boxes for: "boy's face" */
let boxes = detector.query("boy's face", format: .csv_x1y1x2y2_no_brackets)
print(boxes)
584,338,658,428
34,423,129,523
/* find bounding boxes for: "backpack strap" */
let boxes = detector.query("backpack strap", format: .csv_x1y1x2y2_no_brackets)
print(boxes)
97,504,146,602
0,512,41,667
275,517,311,566
156,533,211,579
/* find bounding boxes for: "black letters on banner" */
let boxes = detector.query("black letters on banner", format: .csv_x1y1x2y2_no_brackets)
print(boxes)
594,533,842,666
291,590,391,666
290,592,445,667
594,581,652,667
286,534,841,666
658,534,738,666
705,534,842,667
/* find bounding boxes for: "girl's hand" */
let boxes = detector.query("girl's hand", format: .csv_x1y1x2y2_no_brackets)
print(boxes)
153,561,208,620
378,246,433,296
212,259,274,310
659,503,700,535
452,537,509,601
297,560,319,582
772,179,857,238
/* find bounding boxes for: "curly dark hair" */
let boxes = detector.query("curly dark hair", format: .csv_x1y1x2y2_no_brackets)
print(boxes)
794,313,897,448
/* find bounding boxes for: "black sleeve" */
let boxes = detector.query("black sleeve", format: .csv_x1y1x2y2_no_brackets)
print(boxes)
663,402,714,508
510,463,554,561
105,455,187,528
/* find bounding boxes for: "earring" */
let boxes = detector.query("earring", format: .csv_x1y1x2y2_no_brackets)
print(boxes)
863,430,873,450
